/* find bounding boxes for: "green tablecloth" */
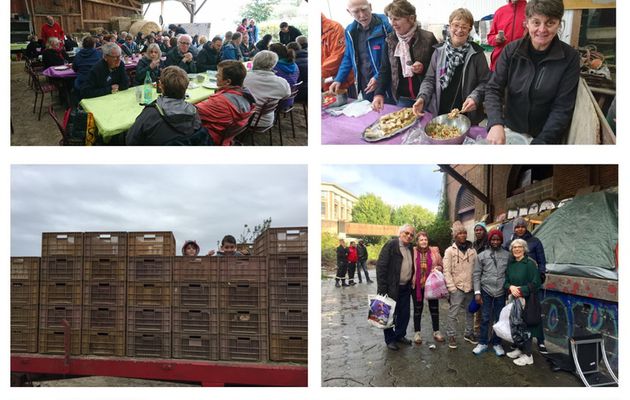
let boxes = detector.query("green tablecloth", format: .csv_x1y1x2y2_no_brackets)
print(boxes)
79,78,216,138
11,43,28,51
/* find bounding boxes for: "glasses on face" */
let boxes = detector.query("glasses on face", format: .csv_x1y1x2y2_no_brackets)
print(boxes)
402,231,414,237
450,23,471,33
179,42,191,46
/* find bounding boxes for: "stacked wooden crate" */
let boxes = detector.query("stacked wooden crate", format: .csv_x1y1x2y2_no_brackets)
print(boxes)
39,233,84,355
81,232,127,356
172,256,219,360
219,256,269,361
255,227,308,362
126,232,175,358
11,257,40,353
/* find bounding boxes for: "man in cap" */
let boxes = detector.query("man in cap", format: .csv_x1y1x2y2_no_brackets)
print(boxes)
472,229,510,356
376,224,415,350
443,221,478,349
473,221,489,253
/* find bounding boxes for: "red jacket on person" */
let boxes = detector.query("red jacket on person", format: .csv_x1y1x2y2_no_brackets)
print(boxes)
195,86,255,146
487,0,527,71
41,22,65,46
347,246,358,263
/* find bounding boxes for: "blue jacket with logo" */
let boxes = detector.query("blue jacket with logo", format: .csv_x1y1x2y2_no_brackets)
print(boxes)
334,14,392,92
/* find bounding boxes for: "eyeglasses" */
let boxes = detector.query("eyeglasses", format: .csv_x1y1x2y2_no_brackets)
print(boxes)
402,231,414,237
450,23,471,33
179,42,191,45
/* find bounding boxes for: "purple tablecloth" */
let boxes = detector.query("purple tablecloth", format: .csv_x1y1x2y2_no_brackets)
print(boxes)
322,103,487,144
42,57,140,79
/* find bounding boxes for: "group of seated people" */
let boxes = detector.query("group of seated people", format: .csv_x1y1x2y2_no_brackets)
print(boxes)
27,25,308,146
324,0,580,144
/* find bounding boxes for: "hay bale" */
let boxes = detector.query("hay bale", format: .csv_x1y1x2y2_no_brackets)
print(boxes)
111,16,132,33
129,20,161,37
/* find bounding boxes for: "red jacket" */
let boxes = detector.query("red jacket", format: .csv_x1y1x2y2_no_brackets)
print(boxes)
41,22,65,46
195,87,255,146
487,0,527,71
347,246,358,263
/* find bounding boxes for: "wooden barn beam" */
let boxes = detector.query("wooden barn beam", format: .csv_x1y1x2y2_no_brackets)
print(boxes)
84,0,142,13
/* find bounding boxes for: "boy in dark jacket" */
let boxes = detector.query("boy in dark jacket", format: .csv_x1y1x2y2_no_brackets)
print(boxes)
126,66,208,146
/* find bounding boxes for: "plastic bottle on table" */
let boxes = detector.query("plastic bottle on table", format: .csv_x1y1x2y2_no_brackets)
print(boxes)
143,71,153,105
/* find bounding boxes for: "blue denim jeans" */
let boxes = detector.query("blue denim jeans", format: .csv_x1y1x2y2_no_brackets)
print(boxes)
479,290,506,346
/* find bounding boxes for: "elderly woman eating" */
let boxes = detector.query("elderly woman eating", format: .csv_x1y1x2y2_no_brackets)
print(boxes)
504,238,542,366
372,0,437,111
135,43,164,84
412,8,489,125
485,0,580,144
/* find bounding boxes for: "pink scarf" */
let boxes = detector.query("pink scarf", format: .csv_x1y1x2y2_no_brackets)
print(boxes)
394,23,418,78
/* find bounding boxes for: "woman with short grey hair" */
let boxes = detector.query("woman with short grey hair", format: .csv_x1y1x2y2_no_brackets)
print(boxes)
505,236,541,366
135,42,164,84
243,50,291,129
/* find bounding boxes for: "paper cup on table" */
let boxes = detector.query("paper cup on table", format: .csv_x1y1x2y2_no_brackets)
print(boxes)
135,86,143,103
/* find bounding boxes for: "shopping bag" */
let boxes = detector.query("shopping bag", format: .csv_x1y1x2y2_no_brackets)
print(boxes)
493,301,514,343
510,297,531,346
425,270,449,300
367,294,396,329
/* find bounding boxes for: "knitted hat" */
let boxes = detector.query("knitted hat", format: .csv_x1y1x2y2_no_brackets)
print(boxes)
451,221,466,238
474,221,487,231
487,229,503,242
514,217,527,227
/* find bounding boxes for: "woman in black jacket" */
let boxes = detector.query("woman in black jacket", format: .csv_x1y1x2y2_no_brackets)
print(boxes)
485,0,580,144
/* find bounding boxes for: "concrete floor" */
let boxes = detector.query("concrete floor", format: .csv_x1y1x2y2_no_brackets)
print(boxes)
321,269,582,387
10,61,308,146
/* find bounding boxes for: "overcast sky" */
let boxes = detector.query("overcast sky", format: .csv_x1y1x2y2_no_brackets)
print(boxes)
11,165,307,256
322,165,443,211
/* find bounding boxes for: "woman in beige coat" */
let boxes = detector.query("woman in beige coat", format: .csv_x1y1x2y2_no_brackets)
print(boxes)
443,221,478,349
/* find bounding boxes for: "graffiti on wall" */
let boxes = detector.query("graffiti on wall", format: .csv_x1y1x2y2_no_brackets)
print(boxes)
542,290,618,370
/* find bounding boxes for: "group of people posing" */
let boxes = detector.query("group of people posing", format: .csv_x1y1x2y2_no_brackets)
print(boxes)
374,218,547,368
26,16,308,146
322,0,580,144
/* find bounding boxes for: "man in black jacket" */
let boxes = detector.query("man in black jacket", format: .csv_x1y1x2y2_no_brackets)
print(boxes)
165,34,197,73
356,240,372,283
279,22,302,45
197,36,223,72
80,42,129,100
335,239,349,287
376,224,415,350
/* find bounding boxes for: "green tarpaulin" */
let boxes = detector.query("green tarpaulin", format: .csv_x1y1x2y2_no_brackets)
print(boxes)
533,191,618,280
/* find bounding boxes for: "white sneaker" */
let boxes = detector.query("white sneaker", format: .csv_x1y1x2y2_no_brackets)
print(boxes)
472,344,488,355
513,354,534,366
413,331,422,344
493,344,505,357
506,348,522,359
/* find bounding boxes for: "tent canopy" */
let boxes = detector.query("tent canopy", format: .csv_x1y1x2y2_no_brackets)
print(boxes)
533,191,618,280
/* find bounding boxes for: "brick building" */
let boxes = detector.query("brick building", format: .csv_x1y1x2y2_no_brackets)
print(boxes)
445,165,618,232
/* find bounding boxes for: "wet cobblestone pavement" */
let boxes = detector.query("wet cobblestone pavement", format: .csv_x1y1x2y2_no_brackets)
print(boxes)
321,270,581,387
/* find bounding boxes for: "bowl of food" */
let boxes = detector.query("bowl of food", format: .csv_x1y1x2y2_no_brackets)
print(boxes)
424,113,471,144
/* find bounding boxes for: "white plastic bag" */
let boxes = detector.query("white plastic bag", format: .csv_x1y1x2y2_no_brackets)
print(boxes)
367,294,397,329
424,270,449,300
493,301,514,343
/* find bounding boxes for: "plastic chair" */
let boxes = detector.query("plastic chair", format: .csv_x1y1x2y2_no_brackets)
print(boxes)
277,81,303,141
247,97,283,146
29,67,58,121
